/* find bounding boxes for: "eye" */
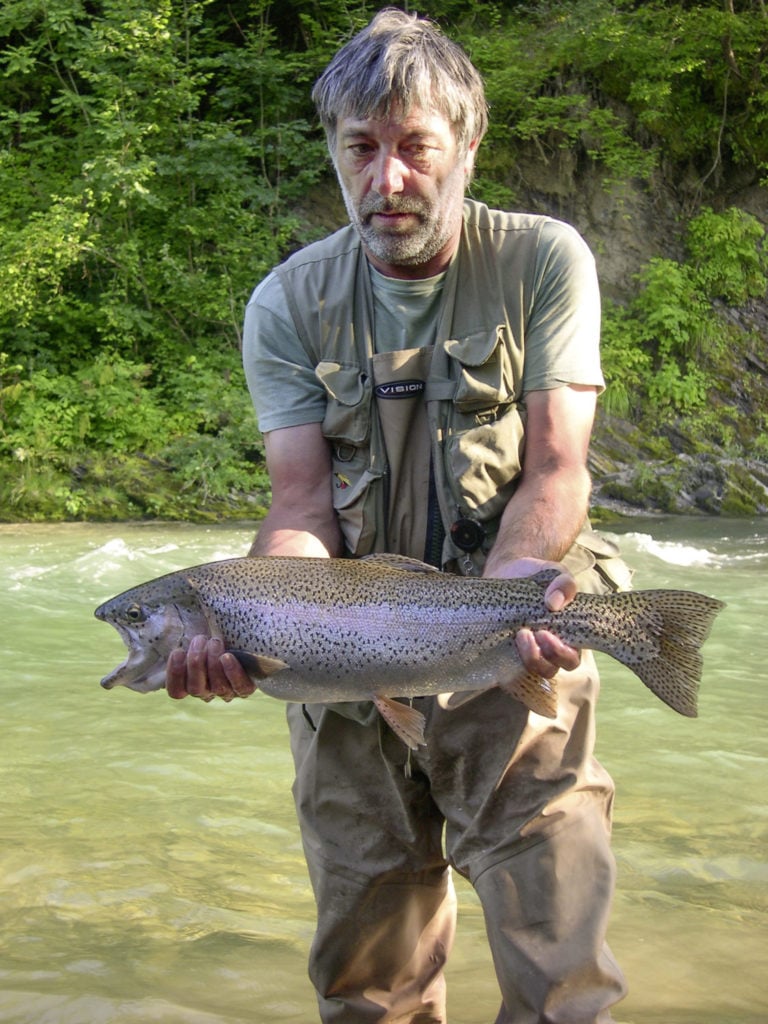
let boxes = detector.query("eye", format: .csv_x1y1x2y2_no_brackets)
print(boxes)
348,142,374,159
404,142,436,166
125,603,146,624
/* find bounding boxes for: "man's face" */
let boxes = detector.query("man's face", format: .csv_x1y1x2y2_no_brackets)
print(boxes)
333,107,477,279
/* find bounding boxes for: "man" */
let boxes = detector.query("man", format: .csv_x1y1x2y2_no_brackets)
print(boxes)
168,9,628,1022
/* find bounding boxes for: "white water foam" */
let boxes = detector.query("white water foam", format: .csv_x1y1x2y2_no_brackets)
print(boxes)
624,532,717,567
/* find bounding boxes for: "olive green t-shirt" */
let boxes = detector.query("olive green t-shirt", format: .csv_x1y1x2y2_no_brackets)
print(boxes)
243,209,603,433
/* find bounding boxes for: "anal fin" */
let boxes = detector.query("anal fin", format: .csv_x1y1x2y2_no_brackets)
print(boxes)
437,636,560,719
498,670,558,718
438,673,558,718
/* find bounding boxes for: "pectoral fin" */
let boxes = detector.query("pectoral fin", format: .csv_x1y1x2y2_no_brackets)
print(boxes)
373,696,426,750
228,650,289,679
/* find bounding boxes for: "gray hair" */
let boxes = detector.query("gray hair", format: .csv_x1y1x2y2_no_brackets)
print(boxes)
312,8,488,155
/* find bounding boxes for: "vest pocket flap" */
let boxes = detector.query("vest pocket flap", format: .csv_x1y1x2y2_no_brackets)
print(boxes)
447,406,526,521
444,327,517,411
444,327,504,367
315,361,367,402
315,361,371,443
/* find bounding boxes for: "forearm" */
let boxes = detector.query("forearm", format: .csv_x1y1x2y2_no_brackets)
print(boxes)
248,423,344,559
483,464,591,575
249,504,344,558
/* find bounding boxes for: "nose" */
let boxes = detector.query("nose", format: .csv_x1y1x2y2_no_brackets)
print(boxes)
372,152,406,196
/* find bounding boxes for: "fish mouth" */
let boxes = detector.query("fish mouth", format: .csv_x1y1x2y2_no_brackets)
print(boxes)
95,598,198,692
99,649,168,692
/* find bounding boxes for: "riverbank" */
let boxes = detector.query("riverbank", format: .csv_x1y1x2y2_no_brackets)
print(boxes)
590,416,768,522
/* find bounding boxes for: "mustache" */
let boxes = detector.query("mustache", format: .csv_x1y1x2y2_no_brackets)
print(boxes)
358,194,429,218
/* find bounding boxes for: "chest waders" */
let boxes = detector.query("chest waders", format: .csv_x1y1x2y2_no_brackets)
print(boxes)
277,201,629,1021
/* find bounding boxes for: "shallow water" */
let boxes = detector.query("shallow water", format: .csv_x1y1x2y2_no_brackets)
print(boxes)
1,518,766,1023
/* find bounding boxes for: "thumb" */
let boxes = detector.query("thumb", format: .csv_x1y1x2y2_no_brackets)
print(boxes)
544,572,577,612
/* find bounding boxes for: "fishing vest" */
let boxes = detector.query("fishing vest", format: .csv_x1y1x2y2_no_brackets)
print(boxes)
274,200,630,594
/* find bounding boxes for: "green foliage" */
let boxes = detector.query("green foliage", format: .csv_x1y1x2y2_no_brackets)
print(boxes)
0,0,331,373
0,0,334,518
601,207,767,419
460,0,768,191
0,0,765,519
2,352,167,460
686,206,768,303
0,348,267,520
597,305,652,418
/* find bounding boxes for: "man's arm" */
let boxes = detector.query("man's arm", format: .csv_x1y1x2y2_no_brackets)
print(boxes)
167,423,342,700
483,384,597,678
249,424,344,558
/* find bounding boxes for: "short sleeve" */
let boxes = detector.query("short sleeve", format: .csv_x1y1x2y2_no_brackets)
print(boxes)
242,273,327,433
521,220,605,395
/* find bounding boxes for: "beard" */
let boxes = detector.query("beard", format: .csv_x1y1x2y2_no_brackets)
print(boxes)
339,173,466,269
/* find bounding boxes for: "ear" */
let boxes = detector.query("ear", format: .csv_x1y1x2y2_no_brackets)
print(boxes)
464,137,480,177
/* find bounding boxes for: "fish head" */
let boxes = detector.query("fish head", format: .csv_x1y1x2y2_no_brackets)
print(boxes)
94,573,213,692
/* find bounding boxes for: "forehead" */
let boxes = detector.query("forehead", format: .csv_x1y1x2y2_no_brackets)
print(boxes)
337,106,457,143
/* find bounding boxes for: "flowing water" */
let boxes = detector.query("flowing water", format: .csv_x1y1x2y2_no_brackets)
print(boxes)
1,518,766,1024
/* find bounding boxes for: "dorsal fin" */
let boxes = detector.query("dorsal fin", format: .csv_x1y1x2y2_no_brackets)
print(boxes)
360,553,441,574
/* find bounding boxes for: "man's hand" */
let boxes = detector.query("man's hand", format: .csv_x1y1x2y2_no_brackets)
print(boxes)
165,423,342,705
484,556,582,679
166,636,257,702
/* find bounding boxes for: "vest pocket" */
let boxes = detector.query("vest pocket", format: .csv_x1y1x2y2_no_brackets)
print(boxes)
315,360,381,555
315,361,372,444
438,325,526,527
331,459,383,556
446,404,526,522
444,325,520,412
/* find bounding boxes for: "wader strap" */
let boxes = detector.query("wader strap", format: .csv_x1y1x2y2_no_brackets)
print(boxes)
424,458,446,567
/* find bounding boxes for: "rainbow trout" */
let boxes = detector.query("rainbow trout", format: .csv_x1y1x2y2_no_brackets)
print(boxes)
95,554,724,748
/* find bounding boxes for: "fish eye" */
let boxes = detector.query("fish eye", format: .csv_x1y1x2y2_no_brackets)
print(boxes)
125,603,146,623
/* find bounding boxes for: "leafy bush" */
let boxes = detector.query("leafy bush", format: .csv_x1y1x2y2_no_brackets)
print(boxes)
601,207,766,418
686,206,768,304
0,348,267,520
0,0,766,519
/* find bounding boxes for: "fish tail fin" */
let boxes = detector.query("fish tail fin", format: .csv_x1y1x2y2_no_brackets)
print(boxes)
609,590,725,716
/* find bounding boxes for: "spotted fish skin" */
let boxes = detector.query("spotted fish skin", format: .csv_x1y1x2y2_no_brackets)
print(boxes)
94,554,724,745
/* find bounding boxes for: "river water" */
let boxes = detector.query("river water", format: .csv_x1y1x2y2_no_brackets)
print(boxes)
1,518,766,1024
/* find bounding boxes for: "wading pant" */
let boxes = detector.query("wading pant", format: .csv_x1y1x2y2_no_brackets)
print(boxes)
287,652,627,1024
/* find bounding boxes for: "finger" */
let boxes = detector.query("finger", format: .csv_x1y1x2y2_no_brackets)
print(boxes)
204,638,236,701
515,627,559,679
543,572,577,612
533,629,582,673
166,647,190,699
220,653,258,698
185,634,214,699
